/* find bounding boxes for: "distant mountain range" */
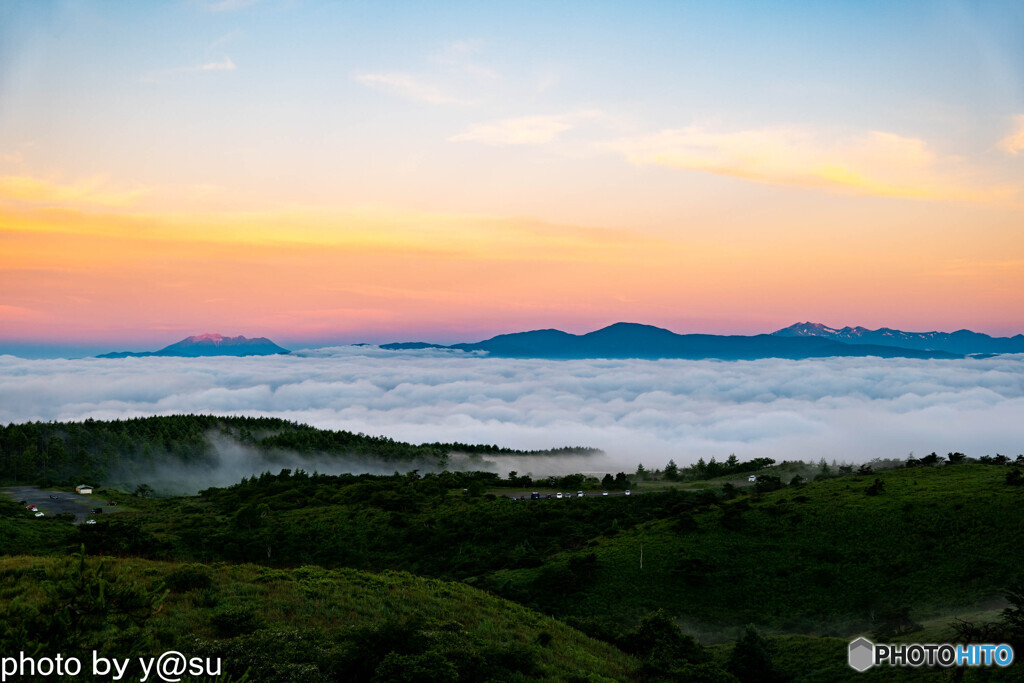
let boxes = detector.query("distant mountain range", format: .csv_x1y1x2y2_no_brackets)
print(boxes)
94,323,1023,362
98,334,289,358
381,322,965,360
772,322,1024,355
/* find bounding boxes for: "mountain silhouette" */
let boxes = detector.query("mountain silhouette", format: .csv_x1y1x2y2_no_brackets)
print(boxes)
773,322,1024,355
98,334,289,358
382,323,963,360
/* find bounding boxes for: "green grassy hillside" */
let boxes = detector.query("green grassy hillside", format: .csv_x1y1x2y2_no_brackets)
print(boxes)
0,554,638,682
5,444,1024,681
485,464,1024,638
0,499,78,555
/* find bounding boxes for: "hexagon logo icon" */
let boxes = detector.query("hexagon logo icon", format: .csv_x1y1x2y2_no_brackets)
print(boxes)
848,637,875,672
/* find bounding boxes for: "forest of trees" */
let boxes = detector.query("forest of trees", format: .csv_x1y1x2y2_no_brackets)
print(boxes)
0,415,597,486
634,454,777,482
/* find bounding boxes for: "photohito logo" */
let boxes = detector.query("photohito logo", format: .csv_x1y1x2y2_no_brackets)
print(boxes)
848,637,874,672
848,637,1014,671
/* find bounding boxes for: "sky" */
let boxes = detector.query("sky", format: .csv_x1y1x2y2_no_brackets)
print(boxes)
2,0,1024,353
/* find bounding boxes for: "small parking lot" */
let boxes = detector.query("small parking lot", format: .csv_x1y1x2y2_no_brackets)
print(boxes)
3,485,100,524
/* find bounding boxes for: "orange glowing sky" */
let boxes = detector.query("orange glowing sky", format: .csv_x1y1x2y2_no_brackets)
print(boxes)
2,1,1023,352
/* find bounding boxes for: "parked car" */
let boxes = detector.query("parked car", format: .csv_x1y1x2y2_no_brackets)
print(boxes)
25,505,36,510
107,501,118,506
602,491,608,496
577,491,584,497
625,490,631,496
556,492,563,499
530,492,540,500
84,519,97,525
34,512,44,517
91,508,103,514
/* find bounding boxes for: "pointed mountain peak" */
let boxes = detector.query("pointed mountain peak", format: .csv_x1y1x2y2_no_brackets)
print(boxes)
773,322,840,336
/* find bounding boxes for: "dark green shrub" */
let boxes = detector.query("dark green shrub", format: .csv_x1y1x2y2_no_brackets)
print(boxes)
164,564,213,592
210,607,264,638
727,624,781,683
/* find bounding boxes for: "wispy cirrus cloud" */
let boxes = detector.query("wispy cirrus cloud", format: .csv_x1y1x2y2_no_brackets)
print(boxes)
0,188,650,264
195,0,262,11
354,72,467,105
143,57,236,83
356,40,494,106
999,115,1024,156
607,125,1015,203
0,176,148,208
197,57,236,72
433,39,498,81
450,110,602,146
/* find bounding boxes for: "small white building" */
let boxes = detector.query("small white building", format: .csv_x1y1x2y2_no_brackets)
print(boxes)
76,485,93,495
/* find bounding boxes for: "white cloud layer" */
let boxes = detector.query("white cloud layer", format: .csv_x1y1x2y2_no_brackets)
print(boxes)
2,349,1022,475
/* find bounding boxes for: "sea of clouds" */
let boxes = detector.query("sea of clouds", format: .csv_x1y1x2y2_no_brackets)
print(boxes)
1,347,1023,476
